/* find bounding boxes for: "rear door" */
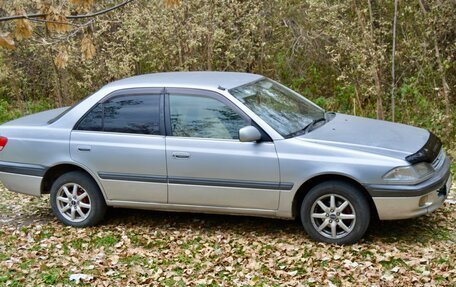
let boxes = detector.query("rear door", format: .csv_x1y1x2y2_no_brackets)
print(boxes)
165,88,282,210
70,88,168,203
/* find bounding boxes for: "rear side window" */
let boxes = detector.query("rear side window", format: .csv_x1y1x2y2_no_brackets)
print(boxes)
77,94,161,135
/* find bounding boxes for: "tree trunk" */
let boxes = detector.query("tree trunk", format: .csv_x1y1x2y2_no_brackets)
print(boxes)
433,37,451,117
206,2,214,71
419,0,451,117
6,57,22,103
368,0,384,120
50,49,63,107
60,68,69,105
374,69,384,119
391,0,398,122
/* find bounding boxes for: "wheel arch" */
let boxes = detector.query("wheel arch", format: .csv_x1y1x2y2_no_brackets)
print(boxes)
40,162,107,200
291,174,378,220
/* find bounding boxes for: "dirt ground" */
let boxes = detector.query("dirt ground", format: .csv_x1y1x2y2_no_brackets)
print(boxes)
0,184,455,286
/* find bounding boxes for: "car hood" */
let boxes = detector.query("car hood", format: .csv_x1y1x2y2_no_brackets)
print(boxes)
296,113,430,159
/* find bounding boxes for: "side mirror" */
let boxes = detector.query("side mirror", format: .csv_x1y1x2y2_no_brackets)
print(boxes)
239,126,262,142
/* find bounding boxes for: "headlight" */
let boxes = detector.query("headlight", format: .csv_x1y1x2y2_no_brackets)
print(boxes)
383,162,434,183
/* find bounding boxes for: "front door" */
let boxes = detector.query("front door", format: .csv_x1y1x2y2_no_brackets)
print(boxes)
70,88,168,203
165,88,281,210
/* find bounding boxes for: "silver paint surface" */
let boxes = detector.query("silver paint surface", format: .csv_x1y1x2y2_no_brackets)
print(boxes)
0,72,451,220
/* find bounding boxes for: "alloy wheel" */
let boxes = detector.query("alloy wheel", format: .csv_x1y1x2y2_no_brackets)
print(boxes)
310,194,356,239
55,183,92,223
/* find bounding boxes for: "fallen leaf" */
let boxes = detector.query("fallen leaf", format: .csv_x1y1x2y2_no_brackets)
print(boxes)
381,272,394,281
69,273,93,284
287,270,298,276
391,266,400,273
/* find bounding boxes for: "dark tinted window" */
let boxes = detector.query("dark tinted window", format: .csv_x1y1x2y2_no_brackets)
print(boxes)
78,104,103,131
103,95,160,134
77,94,161,135
170,95,247,139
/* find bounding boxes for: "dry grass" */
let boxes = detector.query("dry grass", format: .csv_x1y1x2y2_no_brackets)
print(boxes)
0,184,455,286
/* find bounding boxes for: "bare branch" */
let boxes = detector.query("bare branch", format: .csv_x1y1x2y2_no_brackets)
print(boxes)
67,0,134,19
27,18,87,28
0,13,46,22
0,0,134,22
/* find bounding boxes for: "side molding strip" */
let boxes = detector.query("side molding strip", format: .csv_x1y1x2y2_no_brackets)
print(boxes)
98,172,167,183
0,161,47,177
170,177,294,190
98,172,294,191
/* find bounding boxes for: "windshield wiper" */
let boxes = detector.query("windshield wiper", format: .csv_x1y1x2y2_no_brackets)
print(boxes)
302,117,326,133
286,117,327,138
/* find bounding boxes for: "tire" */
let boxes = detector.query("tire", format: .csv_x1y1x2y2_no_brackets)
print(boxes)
50,171,107,227
300,181,370,244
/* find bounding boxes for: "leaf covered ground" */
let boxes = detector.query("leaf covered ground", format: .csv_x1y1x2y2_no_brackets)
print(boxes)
0,184,455,287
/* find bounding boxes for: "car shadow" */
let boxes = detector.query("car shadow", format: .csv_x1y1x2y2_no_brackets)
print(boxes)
364,211,453,244
103,205,453,245
104,207,303,236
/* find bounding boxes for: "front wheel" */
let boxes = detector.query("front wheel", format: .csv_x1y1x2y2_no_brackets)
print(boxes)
300,181,370,244
50,171,107,227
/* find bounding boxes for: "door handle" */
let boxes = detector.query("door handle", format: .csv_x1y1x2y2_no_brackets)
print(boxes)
77,145,91,152
172,152,191,159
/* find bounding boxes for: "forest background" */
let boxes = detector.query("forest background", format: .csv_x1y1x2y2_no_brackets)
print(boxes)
0,0,454,165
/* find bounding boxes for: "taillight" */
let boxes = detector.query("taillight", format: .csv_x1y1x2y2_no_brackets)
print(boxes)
0,136,8,151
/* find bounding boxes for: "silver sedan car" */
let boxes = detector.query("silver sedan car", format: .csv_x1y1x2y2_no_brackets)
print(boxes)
0,72,451,244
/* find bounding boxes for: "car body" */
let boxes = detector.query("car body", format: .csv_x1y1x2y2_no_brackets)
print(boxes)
0,72,451,244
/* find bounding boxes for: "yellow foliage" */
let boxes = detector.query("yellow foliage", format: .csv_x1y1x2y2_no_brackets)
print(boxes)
0,33,16,50
14,19,33,41
54,50,69,69
69,0,94,12
165,0,181,7
36,1,50,13
69,0,94,6
81,35,96,60
45,7,72,33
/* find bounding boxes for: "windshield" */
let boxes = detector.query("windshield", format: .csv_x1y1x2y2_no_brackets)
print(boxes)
229,78,325,137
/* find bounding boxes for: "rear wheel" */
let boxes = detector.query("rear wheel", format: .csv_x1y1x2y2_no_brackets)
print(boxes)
300,181,370,244
50,171,107,227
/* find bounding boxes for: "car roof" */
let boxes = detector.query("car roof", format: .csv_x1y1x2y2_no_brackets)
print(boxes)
104,71,263,91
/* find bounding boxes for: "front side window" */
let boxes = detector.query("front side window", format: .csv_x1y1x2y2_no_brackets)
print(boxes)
78,104,103,131
169,95,248,139
77,94,161,135
229,79,325,137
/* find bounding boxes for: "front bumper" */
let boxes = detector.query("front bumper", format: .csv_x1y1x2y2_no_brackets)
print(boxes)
367,157,452,220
